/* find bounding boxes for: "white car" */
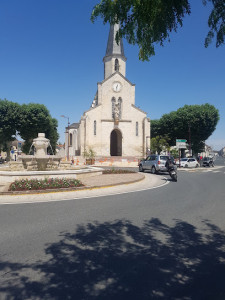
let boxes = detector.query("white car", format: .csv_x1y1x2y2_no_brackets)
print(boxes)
177,158,199,168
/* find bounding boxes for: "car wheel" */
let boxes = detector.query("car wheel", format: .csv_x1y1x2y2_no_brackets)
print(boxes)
185,164,188,168
195,164,199,168
139,164,144,172
151,166,157,174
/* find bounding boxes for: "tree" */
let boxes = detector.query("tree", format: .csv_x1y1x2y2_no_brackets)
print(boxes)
18,103,59,154
150,119,161,138
151,103,219,154
0,100,59,157
91,0,225,61
46,117,59,154
170,148,179,158
151,135,170,154
0,99,21,159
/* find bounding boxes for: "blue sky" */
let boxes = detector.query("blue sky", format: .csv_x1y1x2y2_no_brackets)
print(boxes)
0,0,224,150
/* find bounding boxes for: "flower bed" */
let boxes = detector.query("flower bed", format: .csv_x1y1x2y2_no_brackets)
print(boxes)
9,178,84,191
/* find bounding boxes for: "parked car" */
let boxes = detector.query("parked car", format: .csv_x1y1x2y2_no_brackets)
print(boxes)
139,155,174,173
177,158,199,168
202,157,214,167
0,157,5,164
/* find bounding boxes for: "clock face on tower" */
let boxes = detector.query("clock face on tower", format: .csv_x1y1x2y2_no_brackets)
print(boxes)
113,82,122,92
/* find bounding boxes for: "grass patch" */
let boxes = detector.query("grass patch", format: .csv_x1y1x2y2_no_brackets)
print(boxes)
9,178,84,191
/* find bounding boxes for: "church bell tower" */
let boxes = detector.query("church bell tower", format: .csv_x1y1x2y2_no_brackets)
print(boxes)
103,23,127,79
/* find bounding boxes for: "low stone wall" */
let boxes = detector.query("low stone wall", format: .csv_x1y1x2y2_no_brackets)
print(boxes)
0,167,103,186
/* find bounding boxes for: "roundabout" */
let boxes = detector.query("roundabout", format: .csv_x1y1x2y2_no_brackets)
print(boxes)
0,172,168,205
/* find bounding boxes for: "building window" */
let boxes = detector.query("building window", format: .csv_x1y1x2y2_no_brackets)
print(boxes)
94,120,96,135
115,58,119,71
136,122,138,136
69,133,73,146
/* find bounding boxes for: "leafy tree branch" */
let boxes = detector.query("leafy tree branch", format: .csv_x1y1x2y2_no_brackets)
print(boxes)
92,0,225,61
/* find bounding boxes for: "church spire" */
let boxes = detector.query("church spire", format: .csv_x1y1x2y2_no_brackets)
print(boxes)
105,23,125,58
103,23,127,79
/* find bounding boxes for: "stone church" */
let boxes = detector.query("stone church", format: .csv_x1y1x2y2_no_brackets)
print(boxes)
65,23,150,160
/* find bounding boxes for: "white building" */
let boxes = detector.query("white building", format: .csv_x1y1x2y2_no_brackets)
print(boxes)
65,23,150,160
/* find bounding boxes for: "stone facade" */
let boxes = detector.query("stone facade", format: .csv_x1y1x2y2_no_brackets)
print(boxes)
65,24,150,159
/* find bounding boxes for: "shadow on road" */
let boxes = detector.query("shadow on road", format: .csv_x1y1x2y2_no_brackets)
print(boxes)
1,218,225,299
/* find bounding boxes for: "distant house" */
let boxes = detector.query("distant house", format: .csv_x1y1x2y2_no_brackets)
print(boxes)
64,123,80,158
198,144,214,158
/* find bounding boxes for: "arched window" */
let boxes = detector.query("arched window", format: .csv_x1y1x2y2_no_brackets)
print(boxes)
136,122,138,136
69,133,73,146
94,120,96,135
112,97,116,118
115,58,119,71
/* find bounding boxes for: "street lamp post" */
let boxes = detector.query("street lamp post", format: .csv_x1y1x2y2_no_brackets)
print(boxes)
61,115,70,161
188,123,191,156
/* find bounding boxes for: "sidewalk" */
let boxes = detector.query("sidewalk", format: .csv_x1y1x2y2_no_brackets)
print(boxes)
0,172,167,204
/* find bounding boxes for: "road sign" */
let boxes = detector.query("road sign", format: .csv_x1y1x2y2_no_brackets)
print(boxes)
176,139,187,149
176,139,187,143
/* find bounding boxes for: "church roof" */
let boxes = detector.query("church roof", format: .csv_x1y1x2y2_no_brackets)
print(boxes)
131,104,148,115
104,23,126,60
66,123,79,129
99,71,135,86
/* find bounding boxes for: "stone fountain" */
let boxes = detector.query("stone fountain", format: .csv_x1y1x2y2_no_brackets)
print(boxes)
21,133,61,171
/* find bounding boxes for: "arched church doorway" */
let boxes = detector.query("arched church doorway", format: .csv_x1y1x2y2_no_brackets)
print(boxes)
110,129,122,156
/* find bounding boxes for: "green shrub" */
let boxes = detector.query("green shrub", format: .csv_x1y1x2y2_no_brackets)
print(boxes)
9,178,83,191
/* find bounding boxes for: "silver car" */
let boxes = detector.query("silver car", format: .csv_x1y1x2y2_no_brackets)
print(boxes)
139,155,171,174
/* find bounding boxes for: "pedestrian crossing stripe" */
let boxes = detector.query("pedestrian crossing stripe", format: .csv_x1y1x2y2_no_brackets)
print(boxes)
202,170,222,173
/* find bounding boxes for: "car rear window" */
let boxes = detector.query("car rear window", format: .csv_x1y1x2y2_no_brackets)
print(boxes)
160,156,169,160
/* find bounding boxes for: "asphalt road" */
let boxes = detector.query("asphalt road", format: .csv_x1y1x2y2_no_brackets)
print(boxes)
1,158,225,300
